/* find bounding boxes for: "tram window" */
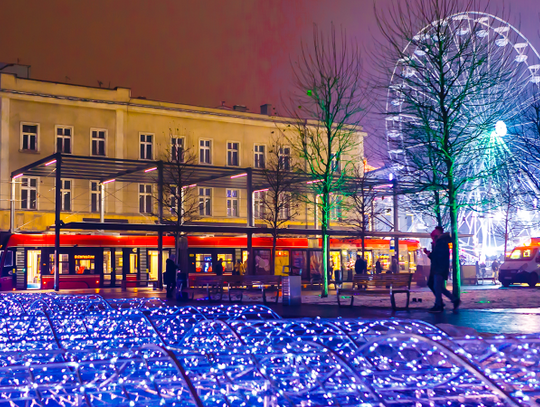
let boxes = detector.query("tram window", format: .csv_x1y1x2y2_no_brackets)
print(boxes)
74,255,96,274
196,254,212,273
49,254,69,274
0,251,13,267
217,254,234,272
254,250,271,275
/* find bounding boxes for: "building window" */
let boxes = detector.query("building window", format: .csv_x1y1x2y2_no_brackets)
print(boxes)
56,126,73,154
278,192,291,220
139,184,153,214
279,147,290,170
254,190,265,219
21,124,38,152
60,179,72,212
254,145,265,168
91,129,106,156
227,189,239,217
331,153,341,173
20,177,38,210
171,137,184,162
330,195,343,221
199,139,212,164
90,181,101,213
140,134,153,160
170,186,179,216
199,188,212,216
227,142,239,166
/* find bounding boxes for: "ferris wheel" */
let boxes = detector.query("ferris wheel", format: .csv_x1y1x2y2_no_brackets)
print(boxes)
385,12,540,257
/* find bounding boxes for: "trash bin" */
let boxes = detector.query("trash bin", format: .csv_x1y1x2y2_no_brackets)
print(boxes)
282,275,301,306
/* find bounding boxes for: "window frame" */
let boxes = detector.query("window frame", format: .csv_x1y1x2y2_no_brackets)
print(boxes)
60,179,73,212
90,180,102,214
253,190,266,219
278,192,291,220
254,144,266,169
20,177,39,210
278,146,291,171
90,128,108,157
20,122,40,153
139,133,154,160
198,187,212,216
55,125,74,154
227,141,240,167
171,136,185,163
199,139,212,165
138,183,153,214
226,189,240,217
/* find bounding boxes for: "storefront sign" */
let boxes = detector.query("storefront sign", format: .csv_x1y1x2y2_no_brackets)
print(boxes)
74,255,95,260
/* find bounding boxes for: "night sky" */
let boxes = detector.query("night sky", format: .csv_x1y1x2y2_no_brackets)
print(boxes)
1,0,539,150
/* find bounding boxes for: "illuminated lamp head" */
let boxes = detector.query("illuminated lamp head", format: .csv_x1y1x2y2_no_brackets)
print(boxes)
495,120,507,137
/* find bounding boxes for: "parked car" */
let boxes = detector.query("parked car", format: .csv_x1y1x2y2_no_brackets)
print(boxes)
499,241,540,287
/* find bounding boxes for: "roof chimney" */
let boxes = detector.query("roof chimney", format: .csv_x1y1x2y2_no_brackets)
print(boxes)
260,104,272,115
233,105,248,112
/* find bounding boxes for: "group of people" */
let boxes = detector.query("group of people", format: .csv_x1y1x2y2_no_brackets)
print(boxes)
353,255,390,275
424,226,460,313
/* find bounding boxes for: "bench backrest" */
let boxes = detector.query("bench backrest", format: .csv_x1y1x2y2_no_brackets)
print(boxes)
223,275,282,287
189,275,223,287
353,273,413,289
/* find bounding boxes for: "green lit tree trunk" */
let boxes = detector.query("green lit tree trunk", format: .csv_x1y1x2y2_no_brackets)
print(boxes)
321,192,330,297
448,184,461,300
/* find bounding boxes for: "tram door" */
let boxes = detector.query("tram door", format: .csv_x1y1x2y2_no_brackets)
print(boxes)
103,249,113,287
27,250,41,289
148,250,168,281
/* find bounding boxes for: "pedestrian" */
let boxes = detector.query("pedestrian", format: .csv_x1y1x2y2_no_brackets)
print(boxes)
354,255,367,275
165,256,177,299
233,260,244,276
424,226,460,313
491,259,500,284
390,256,399,274
215,258,224,276
375,258,382,274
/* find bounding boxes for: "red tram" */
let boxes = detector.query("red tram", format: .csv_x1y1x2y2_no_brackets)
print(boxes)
0,233,420,290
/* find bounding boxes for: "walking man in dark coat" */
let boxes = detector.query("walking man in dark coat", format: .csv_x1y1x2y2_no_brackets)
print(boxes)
165,256,177,299
424,226,460,313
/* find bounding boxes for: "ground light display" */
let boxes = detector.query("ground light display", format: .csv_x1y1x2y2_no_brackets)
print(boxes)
0,294,536,405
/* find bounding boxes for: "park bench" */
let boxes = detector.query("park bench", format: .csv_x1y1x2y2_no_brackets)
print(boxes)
178,275,224,302
121,279,159,291
337,273,413,310
224,275,282,304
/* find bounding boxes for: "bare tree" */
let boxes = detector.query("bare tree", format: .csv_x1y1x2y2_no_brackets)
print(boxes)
348,163,388,258
155,129,200,262
376,0,518,299
287,24,365,297
256,132,300,275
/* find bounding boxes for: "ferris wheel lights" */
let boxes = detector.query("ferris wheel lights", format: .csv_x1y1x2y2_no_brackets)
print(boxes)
495,121,508,137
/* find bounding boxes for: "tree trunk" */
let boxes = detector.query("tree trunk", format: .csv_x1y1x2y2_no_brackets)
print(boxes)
434,191,443,227
321,194,330,297
448,194,461,300
271,231,277,276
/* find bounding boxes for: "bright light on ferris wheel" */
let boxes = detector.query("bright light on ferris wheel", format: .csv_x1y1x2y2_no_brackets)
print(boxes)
495,120,507,137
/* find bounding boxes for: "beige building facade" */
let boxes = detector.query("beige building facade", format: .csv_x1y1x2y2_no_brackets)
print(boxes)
0,73,366,232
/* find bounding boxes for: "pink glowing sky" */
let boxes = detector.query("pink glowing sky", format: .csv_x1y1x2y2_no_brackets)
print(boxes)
1,0,539,155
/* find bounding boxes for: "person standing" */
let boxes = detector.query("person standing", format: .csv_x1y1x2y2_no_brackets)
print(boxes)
165,256,178,299
375,258,382,274
491,259,500,284
425,226,460,313
215,258,224,276
233,260,244,276
354,256,367,275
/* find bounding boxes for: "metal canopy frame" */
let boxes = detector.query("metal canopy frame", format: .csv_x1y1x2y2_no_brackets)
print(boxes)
9,153,421,291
